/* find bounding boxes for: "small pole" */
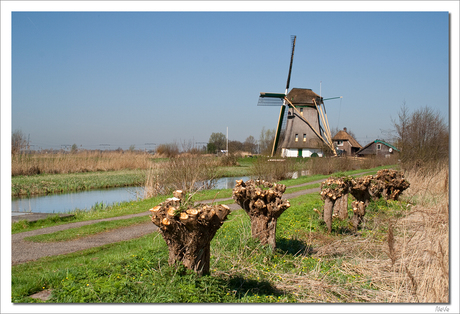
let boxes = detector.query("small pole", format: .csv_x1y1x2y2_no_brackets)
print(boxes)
226,127,228,156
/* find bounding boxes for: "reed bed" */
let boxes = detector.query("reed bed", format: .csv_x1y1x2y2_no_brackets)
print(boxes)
11,151,155,176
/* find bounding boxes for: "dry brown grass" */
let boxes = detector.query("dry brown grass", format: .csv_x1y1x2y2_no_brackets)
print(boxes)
11,151,154,176
212,160,449,303
306,160,450,303
305,155,399,175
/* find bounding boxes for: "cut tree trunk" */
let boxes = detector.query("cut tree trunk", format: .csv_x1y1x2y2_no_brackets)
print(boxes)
333,194,349,221
320,177,350,232
351,200,366,230
232,179,290,249
149,192,230,276
323,198,334,233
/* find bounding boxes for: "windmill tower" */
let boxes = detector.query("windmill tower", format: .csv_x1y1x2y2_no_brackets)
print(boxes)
258,36,338,157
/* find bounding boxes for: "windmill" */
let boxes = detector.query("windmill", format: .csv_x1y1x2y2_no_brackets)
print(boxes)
258,36,340,157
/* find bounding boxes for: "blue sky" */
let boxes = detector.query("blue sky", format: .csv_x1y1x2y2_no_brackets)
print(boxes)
4,4,456,151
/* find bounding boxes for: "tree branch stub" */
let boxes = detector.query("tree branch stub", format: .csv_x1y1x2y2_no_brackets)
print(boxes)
149,191,230,276
232,179,290,249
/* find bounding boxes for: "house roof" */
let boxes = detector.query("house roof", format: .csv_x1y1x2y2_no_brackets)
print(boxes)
332,130,362,148
356,139,400,155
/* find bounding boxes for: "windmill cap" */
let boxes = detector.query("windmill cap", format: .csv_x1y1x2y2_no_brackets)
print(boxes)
287,88,323,105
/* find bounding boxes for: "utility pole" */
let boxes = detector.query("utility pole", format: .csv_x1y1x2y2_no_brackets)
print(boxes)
226,127,229,156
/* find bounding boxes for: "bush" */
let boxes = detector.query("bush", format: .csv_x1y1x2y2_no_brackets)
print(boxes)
156,143,180,158
219,154,240,166
144,156,220,198
250,157,296,181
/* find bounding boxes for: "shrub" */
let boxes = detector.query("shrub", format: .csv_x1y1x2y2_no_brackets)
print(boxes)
156,143,180,158
144,156,220,198
219,153,240,166
250,157,296,181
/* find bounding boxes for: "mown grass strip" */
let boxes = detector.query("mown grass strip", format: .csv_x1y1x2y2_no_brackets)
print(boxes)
23,216,150,243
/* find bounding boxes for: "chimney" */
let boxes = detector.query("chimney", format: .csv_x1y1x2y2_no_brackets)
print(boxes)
343,127,347,133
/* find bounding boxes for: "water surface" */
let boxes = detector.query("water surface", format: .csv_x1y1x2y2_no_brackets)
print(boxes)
11,176,250,215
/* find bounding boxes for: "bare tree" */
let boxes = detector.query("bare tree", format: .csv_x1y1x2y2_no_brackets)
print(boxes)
259,127,275,156
243,135,257,154
393,104,449,166
12,129,27,155
228,140,243,153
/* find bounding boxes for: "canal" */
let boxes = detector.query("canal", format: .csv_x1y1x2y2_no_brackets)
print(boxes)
11,176,250,215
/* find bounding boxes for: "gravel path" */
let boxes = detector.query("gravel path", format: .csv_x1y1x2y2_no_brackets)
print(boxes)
12,174,371,265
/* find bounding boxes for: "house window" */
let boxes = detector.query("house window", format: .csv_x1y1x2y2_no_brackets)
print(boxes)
377,144,381,150
295,134,299,142
337,140,343,146
303,134,306,142
300,108,304,116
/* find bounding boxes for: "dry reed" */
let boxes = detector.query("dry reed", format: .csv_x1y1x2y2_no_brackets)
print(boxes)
11,151,154,176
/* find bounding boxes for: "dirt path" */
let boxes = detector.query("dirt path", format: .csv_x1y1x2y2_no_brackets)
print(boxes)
12,174,372,265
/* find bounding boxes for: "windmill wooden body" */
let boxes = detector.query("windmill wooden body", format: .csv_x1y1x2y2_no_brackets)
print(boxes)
258,36,338,157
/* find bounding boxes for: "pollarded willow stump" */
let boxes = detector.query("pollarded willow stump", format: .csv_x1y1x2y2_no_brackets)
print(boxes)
374,169,410,201
232,179,291,249
320,177,351,233
149,190,230,276
318,170,410,232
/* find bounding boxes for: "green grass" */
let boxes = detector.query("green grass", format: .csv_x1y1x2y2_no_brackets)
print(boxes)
11,186,409,303
11,169,147,197
23,216,150,243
